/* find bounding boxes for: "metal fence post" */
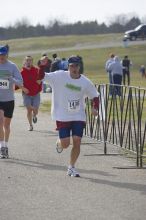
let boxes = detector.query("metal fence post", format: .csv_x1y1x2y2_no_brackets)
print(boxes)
137,88,141,167
139,89,143,168
104,84,109,154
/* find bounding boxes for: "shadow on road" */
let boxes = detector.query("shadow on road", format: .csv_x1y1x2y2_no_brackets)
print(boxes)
84,153,124,157
4,157,115,177
2,158,146,194
82,176,146,195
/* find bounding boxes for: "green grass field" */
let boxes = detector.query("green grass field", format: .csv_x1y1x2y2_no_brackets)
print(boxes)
1,33,122,52
1,33,145,87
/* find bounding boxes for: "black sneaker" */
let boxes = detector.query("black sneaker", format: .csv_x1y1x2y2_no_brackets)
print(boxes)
0,147,5,159
33,116,37,124
5,147,9,158
0,147,9,159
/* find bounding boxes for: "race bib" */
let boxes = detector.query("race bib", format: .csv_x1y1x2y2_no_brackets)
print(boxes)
0,79,9,89
68,99,80,113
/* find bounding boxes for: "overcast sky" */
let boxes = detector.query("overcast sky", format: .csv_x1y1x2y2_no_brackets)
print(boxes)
1,0,146,26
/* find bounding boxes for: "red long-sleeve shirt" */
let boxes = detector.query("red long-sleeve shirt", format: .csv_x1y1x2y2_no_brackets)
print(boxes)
21,66,41,96
38,65,45,80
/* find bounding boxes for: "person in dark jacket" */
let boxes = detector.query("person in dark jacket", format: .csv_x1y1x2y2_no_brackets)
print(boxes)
122,55,132,85
50,57,62,72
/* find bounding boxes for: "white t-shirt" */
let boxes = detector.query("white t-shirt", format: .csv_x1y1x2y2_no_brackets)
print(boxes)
44,71,99,121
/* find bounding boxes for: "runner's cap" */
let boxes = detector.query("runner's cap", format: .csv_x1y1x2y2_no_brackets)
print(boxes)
68,56,80,65
0,46,8,55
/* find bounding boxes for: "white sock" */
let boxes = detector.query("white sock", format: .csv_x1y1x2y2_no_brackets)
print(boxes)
0,141,5,148
5,142,8,148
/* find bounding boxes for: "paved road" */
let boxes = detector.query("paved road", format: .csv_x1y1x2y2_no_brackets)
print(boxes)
0,93,146,220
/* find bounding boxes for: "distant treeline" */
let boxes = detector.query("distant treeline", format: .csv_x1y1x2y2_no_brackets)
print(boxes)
0,15,144,40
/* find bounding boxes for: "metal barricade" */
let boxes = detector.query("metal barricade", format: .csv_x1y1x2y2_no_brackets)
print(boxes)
85,84,146,167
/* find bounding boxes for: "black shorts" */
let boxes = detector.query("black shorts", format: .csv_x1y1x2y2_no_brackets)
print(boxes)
0,101,15,118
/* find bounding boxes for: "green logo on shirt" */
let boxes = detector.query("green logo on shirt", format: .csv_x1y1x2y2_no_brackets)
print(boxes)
65,83,81,92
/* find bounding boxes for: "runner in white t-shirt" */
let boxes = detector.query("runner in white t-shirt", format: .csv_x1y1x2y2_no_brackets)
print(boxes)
44,56,99,177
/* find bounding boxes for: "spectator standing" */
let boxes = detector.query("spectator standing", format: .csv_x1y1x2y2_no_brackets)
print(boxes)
108,56,123,96
61,58,68,71
52,53,58,61
50,57,62,72
105,53,115,95
139,65,146,78
122,55,132,85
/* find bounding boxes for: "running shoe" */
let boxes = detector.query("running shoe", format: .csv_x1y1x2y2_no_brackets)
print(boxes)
0,147,9,159
28,125,33,131
67,167,80,177
4,147,9,158
33,115,37,124
56,140,63,153
0,147,5,159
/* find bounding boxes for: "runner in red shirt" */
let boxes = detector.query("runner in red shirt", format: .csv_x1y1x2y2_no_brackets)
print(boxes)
21,56,41,131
